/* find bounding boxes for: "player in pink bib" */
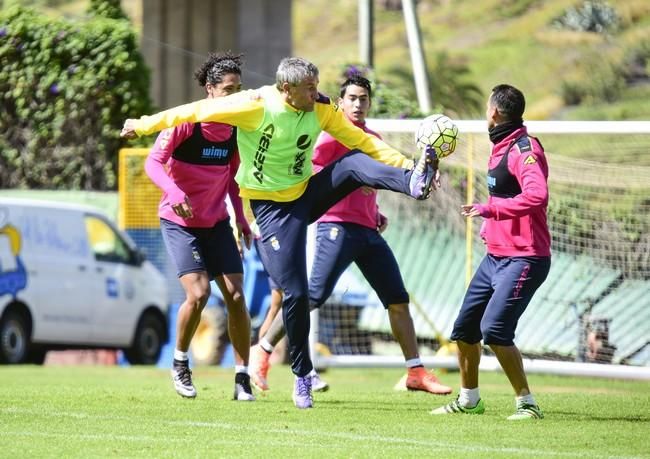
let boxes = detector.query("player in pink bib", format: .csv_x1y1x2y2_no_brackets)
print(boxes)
431,84,551,420
145,52,255,401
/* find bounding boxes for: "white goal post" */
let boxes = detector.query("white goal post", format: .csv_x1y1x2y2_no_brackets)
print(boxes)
310,119,650,381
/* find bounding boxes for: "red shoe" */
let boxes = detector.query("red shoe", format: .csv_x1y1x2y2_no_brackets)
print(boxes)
406,367,452,395
250,344,271,391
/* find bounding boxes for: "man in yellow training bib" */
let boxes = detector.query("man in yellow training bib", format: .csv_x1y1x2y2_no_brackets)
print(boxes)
121,57,439,409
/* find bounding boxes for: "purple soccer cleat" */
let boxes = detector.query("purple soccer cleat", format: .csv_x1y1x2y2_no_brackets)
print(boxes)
408,146,439,200
292,375,313,409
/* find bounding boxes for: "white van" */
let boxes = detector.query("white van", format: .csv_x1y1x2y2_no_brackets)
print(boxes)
0,198,169,364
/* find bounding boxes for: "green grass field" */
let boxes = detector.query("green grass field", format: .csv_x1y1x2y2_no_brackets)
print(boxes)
1,366,648,458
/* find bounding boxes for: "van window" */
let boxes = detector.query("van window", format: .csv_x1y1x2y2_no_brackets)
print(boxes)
84,215,132,264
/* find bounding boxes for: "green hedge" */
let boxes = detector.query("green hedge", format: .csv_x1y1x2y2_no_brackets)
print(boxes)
0,4,151,190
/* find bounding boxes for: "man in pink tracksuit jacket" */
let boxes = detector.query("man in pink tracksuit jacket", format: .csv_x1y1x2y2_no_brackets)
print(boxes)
431,84,551,420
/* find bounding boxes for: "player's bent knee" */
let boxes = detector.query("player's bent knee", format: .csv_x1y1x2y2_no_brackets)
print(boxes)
450,328,482,345
185,289,210,310
480,324,514,346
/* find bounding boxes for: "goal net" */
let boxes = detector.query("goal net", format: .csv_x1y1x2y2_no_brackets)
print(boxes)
311,119,650,380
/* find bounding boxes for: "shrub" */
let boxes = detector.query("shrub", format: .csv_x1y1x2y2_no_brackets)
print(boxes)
0,4,151,190
552,0,619,34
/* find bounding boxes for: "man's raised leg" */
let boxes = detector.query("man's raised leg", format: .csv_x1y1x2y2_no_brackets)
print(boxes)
307,148,439,223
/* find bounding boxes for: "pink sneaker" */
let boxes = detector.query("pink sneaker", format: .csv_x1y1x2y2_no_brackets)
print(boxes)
406,367,452,395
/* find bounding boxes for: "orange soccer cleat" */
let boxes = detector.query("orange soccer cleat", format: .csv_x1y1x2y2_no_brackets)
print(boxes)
406,367,453,395
250,344,272,391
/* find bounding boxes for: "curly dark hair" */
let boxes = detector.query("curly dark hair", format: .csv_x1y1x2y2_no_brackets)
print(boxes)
194,51,244,87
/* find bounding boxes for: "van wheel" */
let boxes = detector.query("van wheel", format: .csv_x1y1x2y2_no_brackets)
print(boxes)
0,311,31,364
124,313,165,365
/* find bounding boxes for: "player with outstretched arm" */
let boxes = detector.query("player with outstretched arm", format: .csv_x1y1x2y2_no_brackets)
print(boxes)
144,52,255,401
122,57,440,409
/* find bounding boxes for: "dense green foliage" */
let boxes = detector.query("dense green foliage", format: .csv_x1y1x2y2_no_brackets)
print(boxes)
87,0,128,20
0,3,151,190
1,366,648,458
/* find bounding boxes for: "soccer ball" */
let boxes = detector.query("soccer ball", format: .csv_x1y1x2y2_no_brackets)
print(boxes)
414,114,459,159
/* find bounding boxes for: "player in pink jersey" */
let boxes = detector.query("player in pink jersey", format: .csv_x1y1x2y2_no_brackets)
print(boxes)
146,52,255,401
431,84,551,420
250,76,451,396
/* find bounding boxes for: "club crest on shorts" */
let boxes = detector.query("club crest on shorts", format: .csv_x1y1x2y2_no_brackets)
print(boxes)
192,249,202,263
329,227,339,241
270,236,280,251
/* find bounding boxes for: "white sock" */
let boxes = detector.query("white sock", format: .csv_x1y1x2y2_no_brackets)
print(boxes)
405,358,422,368
259,337,274,353
458,387,480,408
308,368,318,377
174,349,188,362
516,393,536,407
235,365,248,375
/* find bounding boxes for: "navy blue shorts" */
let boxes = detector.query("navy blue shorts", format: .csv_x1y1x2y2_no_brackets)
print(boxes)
310,222,409,308
160,218,243,278
450,254,550,346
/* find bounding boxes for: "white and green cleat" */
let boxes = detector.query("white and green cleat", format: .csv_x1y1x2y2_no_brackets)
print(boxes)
507,403,544,421
430,398,485,415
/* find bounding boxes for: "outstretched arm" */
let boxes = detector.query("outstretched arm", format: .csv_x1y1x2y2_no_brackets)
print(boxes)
121,90,265,138
317,102,415,170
